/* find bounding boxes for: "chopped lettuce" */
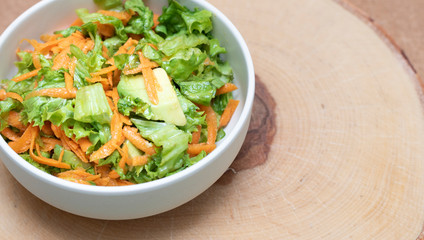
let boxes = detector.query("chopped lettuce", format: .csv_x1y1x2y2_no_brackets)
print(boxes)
77,8,128,40
131,118,189,168
124,0,154,34
74,83,113,125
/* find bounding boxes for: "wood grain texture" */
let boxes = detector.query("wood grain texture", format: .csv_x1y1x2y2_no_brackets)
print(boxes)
1,0,424,239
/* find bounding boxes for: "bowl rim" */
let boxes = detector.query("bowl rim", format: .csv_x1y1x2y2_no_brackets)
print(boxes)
0,0,255,195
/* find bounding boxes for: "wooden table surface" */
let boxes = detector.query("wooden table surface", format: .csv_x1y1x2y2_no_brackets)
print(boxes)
2,0,424,239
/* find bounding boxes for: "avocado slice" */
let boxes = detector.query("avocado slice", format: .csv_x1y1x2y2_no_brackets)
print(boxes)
118,68,187,126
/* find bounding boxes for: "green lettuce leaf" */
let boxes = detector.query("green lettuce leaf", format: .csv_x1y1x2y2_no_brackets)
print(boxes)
131,118,190,174
74,83,113,125
178,80,216,106
161,47,207,81
124,0,154,35
94,0,123,10
77,8,127,40
22,97,74,127
158,32,209,56
175,88,205,133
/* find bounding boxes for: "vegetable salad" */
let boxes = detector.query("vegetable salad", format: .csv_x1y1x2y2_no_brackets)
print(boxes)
0,0,239,186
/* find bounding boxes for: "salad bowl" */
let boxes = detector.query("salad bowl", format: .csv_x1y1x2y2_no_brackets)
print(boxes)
0,0,254,219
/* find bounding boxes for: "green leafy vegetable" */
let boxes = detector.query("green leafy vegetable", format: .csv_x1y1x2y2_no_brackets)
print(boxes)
74,83,113,125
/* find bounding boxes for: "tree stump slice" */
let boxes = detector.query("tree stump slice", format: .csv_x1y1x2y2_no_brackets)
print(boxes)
1,0,424,239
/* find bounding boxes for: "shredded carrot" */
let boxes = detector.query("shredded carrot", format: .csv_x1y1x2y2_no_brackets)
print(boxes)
64,72,73,90
191,125,201,144
40,137,62,152
11,69,40,82
33,139,70,169
148,43,158,50
8,124,37,154
0,89,5,100
0,90,22,102
219,99,240,128
102,45,110,59
76,137,92,153
127,46,136,55
131,155,149,166
115,144,127,171
51,124,88,163
141,67,159,105
5,92,23,103
108,169,120,179
90,65,118,77
97,23,115,38
1,128,20,141
86,76,108,83
82,39,94,54
32,52,42,69
7,111,27,132
41,122,54,136
203,57,214,66
68,57,77,78
153,14,160,29
198,105,218,145
89,111,125,162
187,143,216,155
70,18,84,27
25,87,77,99
52,48,71,70
57,170,100,185
122,126,155,155
216,83,238,96
120,114,132,126
58,148,65,162
106,38,137,65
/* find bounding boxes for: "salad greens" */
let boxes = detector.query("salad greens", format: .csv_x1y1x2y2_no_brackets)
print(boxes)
0,0,238,186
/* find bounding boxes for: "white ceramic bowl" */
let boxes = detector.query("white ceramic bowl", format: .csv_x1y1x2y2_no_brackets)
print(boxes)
0,0,254,220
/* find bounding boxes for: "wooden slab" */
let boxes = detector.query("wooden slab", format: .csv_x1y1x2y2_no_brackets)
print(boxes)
1,0,424,239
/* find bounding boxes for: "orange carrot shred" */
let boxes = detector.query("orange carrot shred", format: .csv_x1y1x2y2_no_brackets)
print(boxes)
8,124,37,153
41,122,54,136
108,170,120,179
30,130,71,169
1,128,20,141
11,69,40,82
141,67,159,105
40,137,62,152
131,155,149,166
64,72,74,90
70,18,84,27
198,105,218,145
77,137,92,153
219,99,240,128
122,126,156,155
187,143,216,155
153,14,160,29
25,88,77,100
52,48,71,70
0,89,5,100
216,83,238,96
90,65,118,77
5,92,23,103
89,111,125,162
32,52,42,69
58,148,65,162
7,111,27,132
68,57,77,78
191,125,201,144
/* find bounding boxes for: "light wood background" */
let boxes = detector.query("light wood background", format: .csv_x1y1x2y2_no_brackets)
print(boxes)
1,0,424,239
